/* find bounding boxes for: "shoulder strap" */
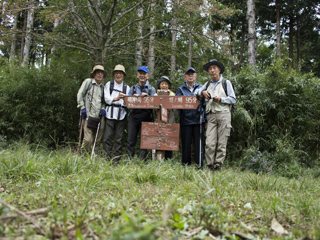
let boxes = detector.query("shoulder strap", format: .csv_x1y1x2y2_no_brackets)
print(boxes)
133,85,136,95
122,83,127,94
109,81,114,95
83,79,93,104
204,80,213,91
85,80,93,96
100,85,105,105
222,78,228,95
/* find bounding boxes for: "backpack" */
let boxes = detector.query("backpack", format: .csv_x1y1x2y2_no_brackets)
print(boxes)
109,80,128,95
132,84,152,95
84,80,105,105
204,78,236,111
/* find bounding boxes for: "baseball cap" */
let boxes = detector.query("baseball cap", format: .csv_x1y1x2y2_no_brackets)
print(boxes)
137,66,149,73
184,67,196,74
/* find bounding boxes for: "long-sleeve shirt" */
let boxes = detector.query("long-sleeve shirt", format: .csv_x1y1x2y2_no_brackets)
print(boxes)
77,78,105,119
195,75,236,105
104,80,130,120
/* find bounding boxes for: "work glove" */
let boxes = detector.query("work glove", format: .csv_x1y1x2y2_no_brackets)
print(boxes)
99,109,106,117
81,108,87,119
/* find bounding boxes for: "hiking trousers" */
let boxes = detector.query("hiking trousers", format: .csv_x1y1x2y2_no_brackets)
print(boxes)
205,112,232,168
103,118,126,162
81,118,105,153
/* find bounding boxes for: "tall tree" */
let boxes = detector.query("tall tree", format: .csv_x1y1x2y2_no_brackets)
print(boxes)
170,0,178,79
247,0,256,65
148,0,156,80
135,5,144,68
22,0,34,67
276,0,281,58
9,13,19,62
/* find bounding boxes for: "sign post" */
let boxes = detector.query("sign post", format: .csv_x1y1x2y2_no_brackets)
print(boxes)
124,94,200,160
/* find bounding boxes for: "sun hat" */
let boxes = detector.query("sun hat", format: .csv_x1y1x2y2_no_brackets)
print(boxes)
137,66,149,73
203,59,224,74
90,65,107,78
184,67,196,74
156,76,171,89
112,64,126,76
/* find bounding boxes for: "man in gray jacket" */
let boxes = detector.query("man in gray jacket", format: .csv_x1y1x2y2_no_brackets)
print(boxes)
196,59,236,171
77,65,106,153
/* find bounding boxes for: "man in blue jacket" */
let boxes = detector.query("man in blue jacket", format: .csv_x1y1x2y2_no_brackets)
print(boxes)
176,67,206,168
127,66,156,160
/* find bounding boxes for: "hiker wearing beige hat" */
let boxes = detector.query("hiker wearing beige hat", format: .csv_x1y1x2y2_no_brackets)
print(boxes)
77,64,107,154
103,64,130,164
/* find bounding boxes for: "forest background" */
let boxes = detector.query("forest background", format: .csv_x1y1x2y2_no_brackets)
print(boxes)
0,0,320,176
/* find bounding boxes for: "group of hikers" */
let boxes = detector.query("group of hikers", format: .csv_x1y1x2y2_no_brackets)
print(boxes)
77,59,236,171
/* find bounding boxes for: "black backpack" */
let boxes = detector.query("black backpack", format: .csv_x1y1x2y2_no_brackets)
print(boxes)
109,80,128,95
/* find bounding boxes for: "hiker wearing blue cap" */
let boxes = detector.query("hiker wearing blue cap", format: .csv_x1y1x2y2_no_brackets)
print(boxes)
196,59,236,171
176,67,206,168
127,66,156,160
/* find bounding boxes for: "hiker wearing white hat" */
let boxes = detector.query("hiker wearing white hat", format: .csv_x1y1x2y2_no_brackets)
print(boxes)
103,64,130,164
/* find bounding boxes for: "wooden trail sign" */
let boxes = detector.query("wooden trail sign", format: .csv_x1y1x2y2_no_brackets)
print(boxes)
124,94,200,160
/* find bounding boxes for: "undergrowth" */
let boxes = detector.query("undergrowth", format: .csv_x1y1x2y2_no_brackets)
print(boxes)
0,145,319,239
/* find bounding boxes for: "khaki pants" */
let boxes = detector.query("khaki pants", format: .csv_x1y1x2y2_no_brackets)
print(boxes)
81,118,105,153
205,112,232,167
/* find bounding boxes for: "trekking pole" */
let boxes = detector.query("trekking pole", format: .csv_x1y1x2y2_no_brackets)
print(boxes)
91,118,102,159
199,100,203,169
76,117,84,154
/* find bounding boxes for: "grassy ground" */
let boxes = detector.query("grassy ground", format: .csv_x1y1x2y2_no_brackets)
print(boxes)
0,146,319,239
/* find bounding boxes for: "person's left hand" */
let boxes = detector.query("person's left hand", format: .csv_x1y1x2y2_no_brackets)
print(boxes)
99,109,106,117
212,96,221,102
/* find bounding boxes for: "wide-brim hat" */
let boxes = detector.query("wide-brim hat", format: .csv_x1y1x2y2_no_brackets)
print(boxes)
157,76,171,89
112,64,126,76
203,59,224,74
90,65,107,78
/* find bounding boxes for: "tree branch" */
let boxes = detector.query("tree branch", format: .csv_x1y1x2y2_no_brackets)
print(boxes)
68,0,98,47
0,201,46,236
110,0,146,28
103,0,118,37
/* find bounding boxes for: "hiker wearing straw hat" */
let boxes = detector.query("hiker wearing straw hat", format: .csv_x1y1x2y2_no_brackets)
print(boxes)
77,64,107,154
103,64,130,164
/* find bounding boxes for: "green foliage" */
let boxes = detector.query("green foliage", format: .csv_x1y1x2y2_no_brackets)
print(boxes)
0,64,82,147
228,60,320,170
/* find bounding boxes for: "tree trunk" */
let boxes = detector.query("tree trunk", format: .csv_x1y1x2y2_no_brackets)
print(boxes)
276,0,281,58
135,7,143,68
50,17,60,54
22,3,34,67
247,0,256,65
230,22,234,57
170,0,178,79
289,14,294,68
9,13,19,62
239,19,246,66
296,16,300,64
20,11,27,63
188,13,193,67
148,0,156,81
